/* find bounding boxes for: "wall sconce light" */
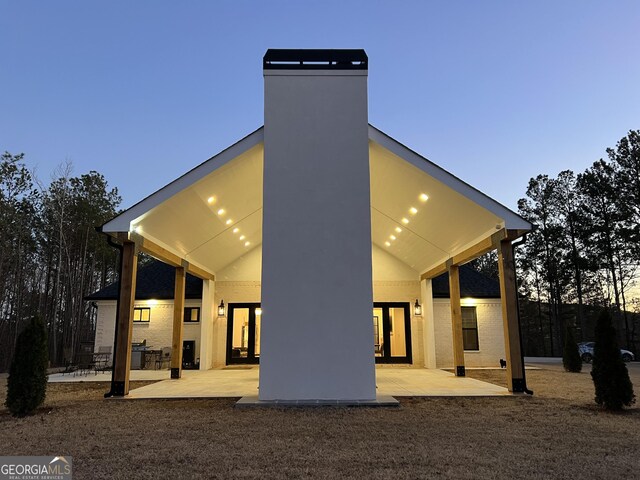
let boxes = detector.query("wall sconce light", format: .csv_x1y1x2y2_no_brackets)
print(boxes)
255,307,262,316
218,300,226,317
414,299,422,316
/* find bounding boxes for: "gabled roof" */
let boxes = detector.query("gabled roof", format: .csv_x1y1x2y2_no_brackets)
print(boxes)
86,260,499,301
85,260,203,301
98,124,531,278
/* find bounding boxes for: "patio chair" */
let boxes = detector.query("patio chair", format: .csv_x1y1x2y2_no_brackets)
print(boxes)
74,352,96,376
155,347,172,370
95,346,112,371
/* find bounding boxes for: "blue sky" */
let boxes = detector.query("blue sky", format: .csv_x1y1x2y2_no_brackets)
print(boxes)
1,1,638,210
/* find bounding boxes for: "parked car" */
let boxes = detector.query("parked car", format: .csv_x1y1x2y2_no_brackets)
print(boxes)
578,342,635,363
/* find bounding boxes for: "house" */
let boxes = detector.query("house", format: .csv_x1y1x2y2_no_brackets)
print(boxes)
88,260,506,371
96,49,532,401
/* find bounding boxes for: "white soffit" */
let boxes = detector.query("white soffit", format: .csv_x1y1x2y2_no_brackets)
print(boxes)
102,128,264,273
369,125,531,274
102,127,264,233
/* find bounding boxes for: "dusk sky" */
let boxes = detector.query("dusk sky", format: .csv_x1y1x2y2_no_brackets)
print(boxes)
1,1,639,211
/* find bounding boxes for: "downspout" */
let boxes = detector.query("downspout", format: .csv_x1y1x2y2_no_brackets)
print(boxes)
512,233,534,395
98,227,123,398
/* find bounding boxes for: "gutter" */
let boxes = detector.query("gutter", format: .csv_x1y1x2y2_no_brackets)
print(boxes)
98,227,123,399
512,233,534,395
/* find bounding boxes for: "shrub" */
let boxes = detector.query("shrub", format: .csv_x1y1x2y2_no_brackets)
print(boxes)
562,323,582,373
5,316,49,416
590,309,635,410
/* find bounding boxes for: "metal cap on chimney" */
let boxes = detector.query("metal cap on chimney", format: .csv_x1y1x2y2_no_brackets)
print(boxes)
263,49,368,70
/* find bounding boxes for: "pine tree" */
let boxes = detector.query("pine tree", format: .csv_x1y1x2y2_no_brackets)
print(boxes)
562,323,582,372
5,316,49,416
590,309,635,410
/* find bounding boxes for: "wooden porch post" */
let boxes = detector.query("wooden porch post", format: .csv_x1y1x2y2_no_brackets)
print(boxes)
170,266,186,379
497,239,525,392
448,264,465,376
113,241,138,396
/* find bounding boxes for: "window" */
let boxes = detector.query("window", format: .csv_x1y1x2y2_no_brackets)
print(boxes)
461,306,479,351
184,307,200,323
133,307,150,323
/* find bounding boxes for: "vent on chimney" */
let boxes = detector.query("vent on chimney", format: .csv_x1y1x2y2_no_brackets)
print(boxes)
263,49,368,70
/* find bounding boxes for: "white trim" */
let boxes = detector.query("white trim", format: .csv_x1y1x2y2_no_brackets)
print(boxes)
368,125,532,231
102,127,264,233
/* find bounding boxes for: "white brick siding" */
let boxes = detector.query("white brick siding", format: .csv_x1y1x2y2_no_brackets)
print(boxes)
433,298,505,368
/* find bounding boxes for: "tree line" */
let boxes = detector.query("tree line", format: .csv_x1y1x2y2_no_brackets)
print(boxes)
515,130,640,356
0,153,121,371
1,131,638,371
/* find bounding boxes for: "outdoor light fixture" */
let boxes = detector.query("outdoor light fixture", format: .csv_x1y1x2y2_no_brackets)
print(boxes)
414,299,422,316
255,307,262,316
218,300,226,317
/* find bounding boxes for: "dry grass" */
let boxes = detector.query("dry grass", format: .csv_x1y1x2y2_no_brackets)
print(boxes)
0,365,638,480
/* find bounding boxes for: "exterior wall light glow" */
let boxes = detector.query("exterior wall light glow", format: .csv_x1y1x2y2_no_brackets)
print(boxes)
419,193,429,202
233,228,240,234
218,300,225,317
255,307,262,316
207,196,216,204
414,299,422,316
401,218,409,224
217,208,226,216
226,219,233,225
409,207,418,215
390,235,396,240
239,235,246,241
385,241,391,247
244,241,251,247
395,227,402,233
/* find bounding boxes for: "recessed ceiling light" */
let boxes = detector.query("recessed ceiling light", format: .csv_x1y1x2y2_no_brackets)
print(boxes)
385,241,391,247
401,218,409,224
409,207,418,215
244,241,251,247
419,193,429,202
225,219,233,225
390,235,396,241
239,235,246,241
232,228,239,234
207,196,216,204
395,227,402,233
217,208,225,216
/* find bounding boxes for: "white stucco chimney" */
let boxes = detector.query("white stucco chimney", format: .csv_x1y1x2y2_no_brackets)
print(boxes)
259,49,376,401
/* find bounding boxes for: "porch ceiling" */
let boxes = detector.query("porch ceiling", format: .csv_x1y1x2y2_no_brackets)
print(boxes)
369,141,504,273
102,127,529,276
126,143,263,273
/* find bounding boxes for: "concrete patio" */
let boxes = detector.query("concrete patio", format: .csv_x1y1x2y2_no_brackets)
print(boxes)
57,366,510,399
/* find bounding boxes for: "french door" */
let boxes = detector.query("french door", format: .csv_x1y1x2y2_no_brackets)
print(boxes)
226,303,261,364
373,302,412,364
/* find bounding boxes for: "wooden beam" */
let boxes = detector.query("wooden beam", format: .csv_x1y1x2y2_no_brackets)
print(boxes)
420,229,508,281
448,264,465,376
181,260,216,281
114,231,215,280
452,228,507,266
497,239,525,392
420,261,449,282
112,241,138,396
170,266,186,379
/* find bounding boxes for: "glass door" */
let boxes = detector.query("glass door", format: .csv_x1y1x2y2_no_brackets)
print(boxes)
226,303,261,364
373,303,412,364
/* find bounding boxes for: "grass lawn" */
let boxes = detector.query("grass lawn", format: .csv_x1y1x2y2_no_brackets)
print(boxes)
0,365,638,479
